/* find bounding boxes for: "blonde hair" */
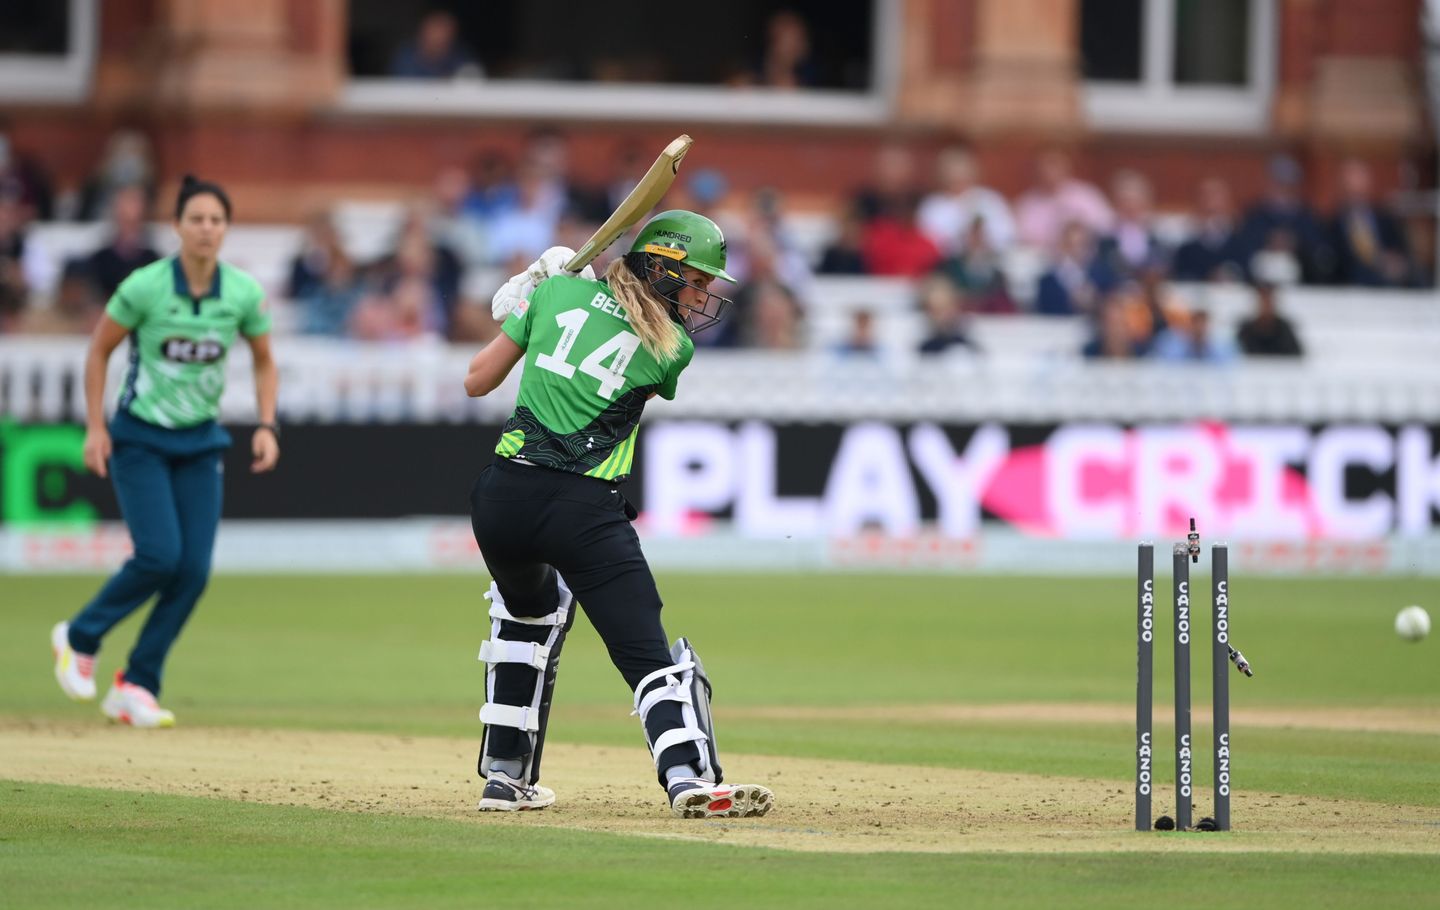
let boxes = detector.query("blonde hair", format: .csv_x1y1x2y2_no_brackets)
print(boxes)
604,257,685,362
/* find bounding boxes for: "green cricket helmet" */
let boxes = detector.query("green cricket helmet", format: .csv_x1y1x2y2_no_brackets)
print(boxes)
625,209,735,334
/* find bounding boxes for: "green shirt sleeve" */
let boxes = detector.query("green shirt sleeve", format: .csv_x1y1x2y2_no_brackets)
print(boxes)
105,272,149,330
502,278,548,350
239,277,273,337
655,340,694,401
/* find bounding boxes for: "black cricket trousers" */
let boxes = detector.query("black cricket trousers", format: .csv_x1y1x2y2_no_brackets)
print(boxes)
469,457,700,778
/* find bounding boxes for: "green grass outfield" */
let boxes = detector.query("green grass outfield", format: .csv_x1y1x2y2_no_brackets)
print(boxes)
3,572,1438,909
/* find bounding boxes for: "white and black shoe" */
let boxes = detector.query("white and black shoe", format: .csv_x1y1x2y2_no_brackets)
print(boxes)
668,779,774,819
477,772,555,812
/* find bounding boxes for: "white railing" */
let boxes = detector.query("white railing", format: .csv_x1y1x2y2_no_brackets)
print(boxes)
4,334,1438,424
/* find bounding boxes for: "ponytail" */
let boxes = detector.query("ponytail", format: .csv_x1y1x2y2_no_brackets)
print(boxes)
603,257,684,362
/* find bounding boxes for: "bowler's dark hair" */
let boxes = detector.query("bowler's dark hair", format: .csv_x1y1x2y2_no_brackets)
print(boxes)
174,174,232,221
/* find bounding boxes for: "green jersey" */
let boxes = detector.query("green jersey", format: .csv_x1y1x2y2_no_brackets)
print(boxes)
496,275,693,481
105,257,271,429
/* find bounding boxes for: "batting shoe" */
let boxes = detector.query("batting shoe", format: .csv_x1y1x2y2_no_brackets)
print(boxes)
668,779,774,819
51,621,97,701
477,772,555,812
100,672,175,728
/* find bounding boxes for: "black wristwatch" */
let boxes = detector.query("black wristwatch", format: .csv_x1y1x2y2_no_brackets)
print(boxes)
257,422,281,440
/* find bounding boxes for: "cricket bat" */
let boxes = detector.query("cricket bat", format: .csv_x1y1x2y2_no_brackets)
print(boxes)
564,134,693,273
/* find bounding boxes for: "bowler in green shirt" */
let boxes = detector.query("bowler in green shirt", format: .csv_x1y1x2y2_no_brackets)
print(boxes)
49,175,281,728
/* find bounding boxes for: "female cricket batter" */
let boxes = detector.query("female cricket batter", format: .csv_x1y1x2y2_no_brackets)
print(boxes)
465,211,774,818
50,175,279,727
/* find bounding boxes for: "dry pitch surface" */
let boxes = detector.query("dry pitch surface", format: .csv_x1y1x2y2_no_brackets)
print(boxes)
5,706,1438,855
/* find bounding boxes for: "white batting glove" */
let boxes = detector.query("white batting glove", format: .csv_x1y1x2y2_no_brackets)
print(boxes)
530,246,594,283
490,246,595,320
491,273,533,321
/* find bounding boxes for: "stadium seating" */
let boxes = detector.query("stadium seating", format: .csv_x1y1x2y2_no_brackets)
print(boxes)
8,215,1436,426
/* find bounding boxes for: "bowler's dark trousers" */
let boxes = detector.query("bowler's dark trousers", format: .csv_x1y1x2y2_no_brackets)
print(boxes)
68,410,228,696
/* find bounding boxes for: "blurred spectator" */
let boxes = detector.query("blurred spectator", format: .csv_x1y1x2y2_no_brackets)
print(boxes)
552,206,601,268
0,216,25,332
1135,265,1181,350
600,143,652,217
287,212,347,301
1016,149,1114,250
83,185,159,300
0,279,26,332
76,130,156,222
744,280,805,349
720,218,807,349
288,213,363,337
1237,154,1328,284
1247,227,1305,287
462,150,519,221
918,146,1015,255
1099,170,1167,278
753,10,819,88
933,217,1017,313
817,207,867,275
302,258,364,337
1171,178,1248,282
862,197,940,278
1151,308,1236,363
525,128,587,221
852,143,918,224
17,263,104,335
487,162,561,265
916,276,978,355
369,208,463,333
0,189,54,322
681,168,731,213
390,11,480,79
1034,222,1120,316
1236,282,1303,357
725,189,813,294
834,309,880,356
1328,158,1412,287
1081,291,1149,360
430,165,489,266
0,127,55,220
670,168,740,255
350,276,442,343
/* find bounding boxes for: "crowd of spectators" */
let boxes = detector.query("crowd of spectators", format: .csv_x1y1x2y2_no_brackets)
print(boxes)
0,122,1425,364
812,143,1423,362
377,9,840,90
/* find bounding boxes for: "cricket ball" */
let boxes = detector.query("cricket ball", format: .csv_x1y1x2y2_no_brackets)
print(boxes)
1395,605,1430,642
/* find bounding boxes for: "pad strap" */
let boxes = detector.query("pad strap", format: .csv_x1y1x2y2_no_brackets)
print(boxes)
479,702,539,733
652,727,708,762
636,679,692,717
478,639,552,670
633,660,696,712
488,601,567,626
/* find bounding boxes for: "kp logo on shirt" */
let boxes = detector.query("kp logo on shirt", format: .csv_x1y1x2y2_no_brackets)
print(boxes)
161,337,226,364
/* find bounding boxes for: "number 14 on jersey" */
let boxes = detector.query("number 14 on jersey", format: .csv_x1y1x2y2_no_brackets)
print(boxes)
534,308,640,400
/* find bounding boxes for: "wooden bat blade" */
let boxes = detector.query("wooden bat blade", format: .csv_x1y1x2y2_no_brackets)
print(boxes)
564,134,693,272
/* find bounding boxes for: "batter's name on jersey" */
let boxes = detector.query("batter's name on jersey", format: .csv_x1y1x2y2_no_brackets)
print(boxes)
161,337,226,364
589,291,631,324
